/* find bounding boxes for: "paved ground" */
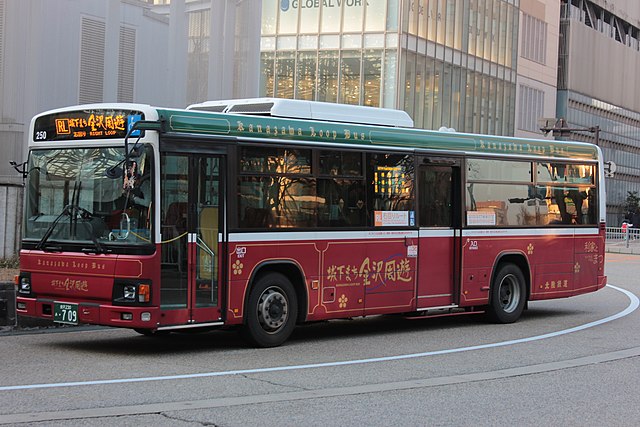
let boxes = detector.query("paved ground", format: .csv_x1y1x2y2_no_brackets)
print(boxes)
605,239,640,255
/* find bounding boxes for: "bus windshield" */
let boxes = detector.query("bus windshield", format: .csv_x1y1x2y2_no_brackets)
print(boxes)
24,145,154,251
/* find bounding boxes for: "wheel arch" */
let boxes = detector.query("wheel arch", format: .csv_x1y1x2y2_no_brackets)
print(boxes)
491,252,531,301
245,260,308,324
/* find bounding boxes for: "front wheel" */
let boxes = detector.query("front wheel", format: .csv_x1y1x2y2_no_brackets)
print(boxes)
242,272,298,348
486,263,526,323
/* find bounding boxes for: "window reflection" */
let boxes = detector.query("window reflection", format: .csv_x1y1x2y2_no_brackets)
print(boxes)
369,153,415,214
537,163,594,185
319,151,362,176
296,51,317,100
239,177,317,228
240,147,311,174
466,160,598,227
340,50,361,105
318,51,339,103
275,51,295,99
467,159,531,182
318,179,368,227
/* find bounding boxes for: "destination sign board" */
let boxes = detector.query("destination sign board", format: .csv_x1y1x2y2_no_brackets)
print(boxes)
33,109,144,142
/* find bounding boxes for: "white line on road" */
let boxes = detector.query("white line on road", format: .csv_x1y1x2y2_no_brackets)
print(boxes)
3,346,640,425
0,285,637,393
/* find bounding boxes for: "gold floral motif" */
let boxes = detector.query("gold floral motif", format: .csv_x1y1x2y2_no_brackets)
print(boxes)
232,260,244,275
527,244,534,255
338,294,348,309
574,262,581,273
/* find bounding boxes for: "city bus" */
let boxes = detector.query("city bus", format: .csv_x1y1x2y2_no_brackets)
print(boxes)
15,98,607,347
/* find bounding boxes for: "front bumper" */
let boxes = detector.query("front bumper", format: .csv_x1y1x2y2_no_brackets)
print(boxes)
16,296,160,329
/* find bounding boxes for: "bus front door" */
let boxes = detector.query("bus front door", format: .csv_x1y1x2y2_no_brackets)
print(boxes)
160,154,224,326
190,156,224,323
416,158,462,309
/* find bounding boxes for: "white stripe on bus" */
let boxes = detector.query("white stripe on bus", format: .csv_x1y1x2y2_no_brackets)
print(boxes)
228,228,600,242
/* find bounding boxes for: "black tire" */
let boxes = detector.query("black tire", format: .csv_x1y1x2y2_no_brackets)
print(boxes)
242,272,298,348
486,263,526,323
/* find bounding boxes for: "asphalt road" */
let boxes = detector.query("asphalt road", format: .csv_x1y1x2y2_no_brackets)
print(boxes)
1,253,639,426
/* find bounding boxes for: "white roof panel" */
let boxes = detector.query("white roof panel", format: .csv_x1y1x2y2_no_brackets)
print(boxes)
187,98,414,128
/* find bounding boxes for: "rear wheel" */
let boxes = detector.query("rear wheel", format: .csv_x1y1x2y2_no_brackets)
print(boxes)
242,272,298,347
487,263,526,323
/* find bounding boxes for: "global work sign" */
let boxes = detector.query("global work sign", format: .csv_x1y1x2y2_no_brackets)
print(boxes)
280,0,366,11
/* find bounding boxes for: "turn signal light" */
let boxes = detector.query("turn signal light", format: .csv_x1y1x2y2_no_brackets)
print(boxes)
138,284,150,303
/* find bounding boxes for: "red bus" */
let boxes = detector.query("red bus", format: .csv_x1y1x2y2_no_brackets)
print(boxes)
15,99,607,347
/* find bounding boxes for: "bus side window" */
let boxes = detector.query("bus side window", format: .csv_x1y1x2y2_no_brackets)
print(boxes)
367,153,415,223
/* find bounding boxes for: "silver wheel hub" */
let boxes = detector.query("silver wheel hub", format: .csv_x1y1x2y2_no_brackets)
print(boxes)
498,274,521,313
257,287,288,333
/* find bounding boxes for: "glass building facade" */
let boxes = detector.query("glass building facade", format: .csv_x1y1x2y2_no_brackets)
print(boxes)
260,0,520,135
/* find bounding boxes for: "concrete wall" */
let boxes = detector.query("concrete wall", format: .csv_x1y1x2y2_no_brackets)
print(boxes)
0,185,22,258
0,0,170,257
515,0,560,138
567,22,640,113
590,0,640,27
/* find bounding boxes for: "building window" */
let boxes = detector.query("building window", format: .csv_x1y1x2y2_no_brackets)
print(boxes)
518,85,544,133
521,13,547,64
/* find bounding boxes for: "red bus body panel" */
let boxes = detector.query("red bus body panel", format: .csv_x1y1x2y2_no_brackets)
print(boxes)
17,249,162,329
226,233,419,325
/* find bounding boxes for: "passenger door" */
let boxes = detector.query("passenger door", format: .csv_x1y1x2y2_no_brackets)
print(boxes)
190,156,224,322
160,153,225,325
416,157,462,309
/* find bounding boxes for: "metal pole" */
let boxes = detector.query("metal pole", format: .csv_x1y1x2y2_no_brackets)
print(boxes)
627,225,630,248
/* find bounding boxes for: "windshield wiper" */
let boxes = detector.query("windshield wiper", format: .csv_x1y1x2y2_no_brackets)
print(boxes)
35,204,103,252
77,209,109,254
35,205,74,250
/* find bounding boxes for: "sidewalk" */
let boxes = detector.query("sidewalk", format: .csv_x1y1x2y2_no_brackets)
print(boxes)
606,239,640,255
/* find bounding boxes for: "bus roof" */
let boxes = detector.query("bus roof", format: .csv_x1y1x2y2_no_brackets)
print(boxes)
187,98,415,128
160,103,600,161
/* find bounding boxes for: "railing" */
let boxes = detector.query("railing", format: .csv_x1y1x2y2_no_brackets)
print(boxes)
606,226,640,247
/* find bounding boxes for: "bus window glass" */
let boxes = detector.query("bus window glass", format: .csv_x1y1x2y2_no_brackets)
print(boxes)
466,183,535,226
239,176,317,229
467,158,531,182
240,147,311,174
467,182,597,226
319,151,362,176
368,153,415,226
535,185,597,225
419,166,453,227
537,163,594,185
318,179,368,227
24,146,154,248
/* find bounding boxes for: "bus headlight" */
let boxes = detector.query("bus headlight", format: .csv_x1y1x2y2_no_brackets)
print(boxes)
113,281,152,306
18,274,31,296
123,285,136,300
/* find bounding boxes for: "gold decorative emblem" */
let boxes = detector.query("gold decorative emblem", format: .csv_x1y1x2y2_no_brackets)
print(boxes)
338,294,348,309
527,244,534,255
574,262,581,273
232,260,244,275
